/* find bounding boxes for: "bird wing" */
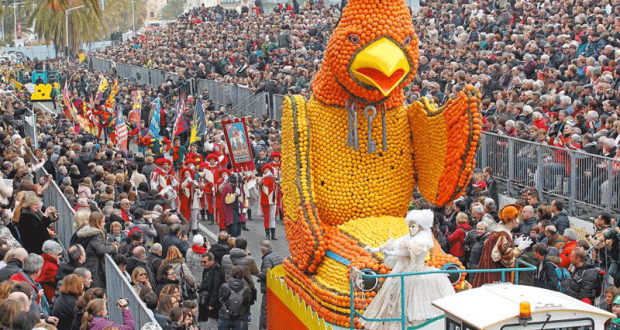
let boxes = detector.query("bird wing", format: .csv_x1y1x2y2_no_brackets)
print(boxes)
408,85,482,206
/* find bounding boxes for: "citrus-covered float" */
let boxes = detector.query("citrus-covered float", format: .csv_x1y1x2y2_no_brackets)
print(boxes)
267,0,483,327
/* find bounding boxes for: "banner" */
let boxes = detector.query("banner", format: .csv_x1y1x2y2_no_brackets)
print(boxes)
105,79,119,108
148,97,162,139
222,118,255,172
61,82,77,121
129,90,142,124
94,75,108,104
115,104,128,152
172,97,189,138
190,98,207,144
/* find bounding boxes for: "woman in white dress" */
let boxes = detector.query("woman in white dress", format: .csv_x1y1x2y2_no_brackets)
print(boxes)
360,210,455,330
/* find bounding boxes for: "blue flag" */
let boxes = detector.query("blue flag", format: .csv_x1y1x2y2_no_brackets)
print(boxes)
190,98,208,144
149,97,161,139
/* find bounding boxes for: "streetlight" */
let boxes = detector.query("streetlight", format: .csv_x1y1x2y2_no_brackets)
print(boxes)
10,1,26,46
65,4,85,63
132,0,135,37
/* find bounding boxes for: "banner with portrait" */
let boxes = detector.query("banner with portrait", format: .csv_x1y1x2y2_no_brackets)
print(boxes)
222,118,255,172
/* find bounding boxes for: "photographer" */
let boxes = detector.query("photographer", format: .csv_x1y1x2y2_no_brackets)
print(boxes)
81,298,135,330
16,191,59,255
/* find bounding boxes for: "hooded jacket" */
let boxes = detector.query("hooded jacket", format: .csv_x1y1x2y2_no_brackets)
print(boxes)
77,225,118,288
208,242,230,265
198,262,225,321
551,212,570,235
562,258,599,301
222,248,259,291
534,256,560,291
559,240,578,269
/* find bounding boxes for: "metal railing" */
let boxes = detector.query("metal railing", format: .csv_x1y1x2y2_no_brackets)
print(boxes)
477,132,619,216
35,167,75,250
349,259,537,330
105,254,161,330
24,108,37,148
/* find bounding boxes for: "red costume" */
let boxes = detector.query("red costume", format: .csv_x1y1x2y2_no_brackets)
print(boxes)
260,165,277,230
179,168,196,221
216,169,231,230
150,158,178,206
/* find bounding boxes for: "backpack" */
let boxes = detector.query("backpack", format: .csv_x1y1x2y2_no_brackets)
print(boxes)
591,268,605,298
554,265,570,292
224,285,248,320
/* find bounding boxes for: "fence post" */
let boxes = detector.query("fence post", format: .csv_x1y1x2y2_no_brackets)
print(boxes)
536,146,544,194
570,151,577,215
507,138,514,195
606,161,613,213
480,134,488,168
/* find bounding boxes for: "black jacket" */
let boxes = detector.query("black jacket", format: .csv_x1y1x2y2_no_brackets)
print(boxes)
0,259,22,282
147,253,163,279
153,310,168,329
562,259,599,301
127,256,155,287
55,261,83,285
519,216,538,237
162,234,189,258
18,209,53,254
534,256,560,291
77,226,118,288
258,250,283,293
218,278,251,321
552,212,570,235
467,232,490,269
209,243,230,265
198,263,226,321
51,293,79,330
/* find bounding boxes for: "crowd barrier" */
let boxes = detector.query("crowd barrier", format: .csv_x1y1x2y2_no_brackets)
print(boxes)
105,254,162,330
24,109,38,148
35,167,76,250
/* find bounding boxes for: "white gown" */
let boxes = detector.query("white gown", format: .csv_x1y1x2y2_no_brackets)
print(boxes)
360,230,455,330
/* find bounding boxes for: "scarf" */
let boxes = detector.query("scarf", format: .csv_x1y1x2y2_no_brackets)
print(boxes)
192,245,207,255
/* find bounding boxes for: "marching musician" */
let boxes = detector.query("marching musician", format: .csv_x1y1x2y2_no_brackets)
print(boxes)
200,154,221,225
259,164,278,241
216,169,231,232
267,151,282,221
150,158,178,208
186,143,203,164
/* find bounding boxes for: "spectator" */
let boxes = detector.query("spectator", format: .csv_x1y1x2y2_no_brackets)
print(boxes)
153,295,178,329
545,225,565,250
155,265,180,297
218,266,251,330
257,240,282,330
55,245,85,285
38,240,63,302
80,298,135,330
76,212,119,288
532,243,561,291
562,247,599,304
209,231,231,266
198,252,225,328
0,248,28,282
447,212,471,265
0,300,22,329
70,287,106,330
518,206,538,237
158,246,196,290
106,221,127,244
466,221,491,272
186,234,208,282
559,229,579,269
16,192,59,254
127,247,155,288
162,224,189,258
599,286,618,313
130,267,153,296
52,274,84,330
550,200,570,235
482,167,498,203
147,243,164,279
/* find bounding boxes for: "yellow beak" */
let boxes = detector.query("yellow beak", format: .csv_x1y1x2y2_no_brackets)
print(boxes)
349,38,410,97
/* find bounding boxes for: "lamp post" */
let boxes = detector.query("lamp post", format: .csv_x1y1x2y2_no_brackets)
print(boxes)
11,1,26,46
65,4,85,63
132,0,135,37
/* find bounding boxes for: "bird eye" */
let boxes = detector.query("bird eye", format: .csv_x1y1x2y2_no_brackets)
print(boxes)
403,35,413,46
348,34,360,45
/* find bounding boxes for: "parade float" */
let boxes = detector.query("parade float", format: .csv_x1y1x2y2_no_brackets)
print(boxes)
266,0,484,327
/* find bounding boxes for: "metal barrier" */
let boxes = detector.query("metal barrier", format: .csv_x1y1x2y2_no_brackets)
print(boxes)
272,94,284,120
349,259,537,330
105,254,162,330
24,108,37,148
35,167,75,251
478,132,619,216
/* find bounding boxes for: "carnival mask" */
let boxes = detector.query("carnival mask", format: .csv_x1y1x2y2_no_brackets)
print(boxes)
409,223,420,236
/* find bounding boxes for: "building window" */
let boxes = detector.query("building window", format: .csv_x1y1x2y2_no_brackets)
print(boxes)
150,11,154,17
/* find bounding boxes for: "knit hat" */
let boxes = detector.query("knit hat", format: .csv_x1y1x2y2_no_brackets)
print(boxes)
193,234,204,246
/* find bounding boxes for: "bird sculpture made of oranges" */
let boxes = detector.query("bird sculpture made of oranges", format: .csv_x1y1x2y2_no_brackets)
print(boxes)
280,0,481,327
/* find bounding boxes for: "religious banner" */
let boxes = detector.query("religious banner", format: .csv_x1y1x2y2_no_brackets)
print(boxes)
222,118,255,172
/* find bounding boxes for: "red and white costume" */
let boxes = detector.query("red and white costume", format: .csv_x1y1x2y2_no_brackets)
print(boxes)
266,151,283,215
150,158,179,208
179,168,201,231
260,165,277,230
216,169,231,231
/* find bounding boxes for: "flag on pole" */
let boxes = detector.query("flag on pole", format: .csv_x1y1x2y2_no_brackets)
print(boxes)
172,97,189,138
190,98,208,144
94,75,108,103
115,104,128,152
105,79,119,108
148,97,161,139
129,90,142,124
61,82,77,121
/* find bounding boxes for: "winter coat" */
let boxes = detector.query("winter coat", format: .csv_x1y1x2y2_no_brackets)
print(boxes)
208,243,230,265
198,262,226,321
218,278,251,321
0,258,22,282
37,254,60,302
0,176,13,206
162,234,189,258
222,248,259,291
52,293,79,330
77,225,118,288
159,258,196,288
18,208,53,254
153,310,168,329
468,232,490,269
77,184,94,200
534,256,560,291
547,233,565,250
87,309,135,330
127,256,155,287
258,250,283,293
559,240,578,269
519,216,538,237
186,245,207,282
562,259,599,302
147,253,162,278
107,232,128,244
551,212,570,235
448,223,471,257
55,261,82,285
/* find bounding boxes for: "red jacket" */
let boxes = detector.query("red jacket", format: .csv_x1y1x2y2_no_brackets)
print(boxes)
559,240,578,269
37,254,60,303
10,272,41,304
448,223,471,257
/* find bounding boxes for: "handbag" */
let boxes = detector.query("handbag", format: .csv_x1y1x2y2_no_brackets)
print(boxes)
225,193,236,204
177,264,197,300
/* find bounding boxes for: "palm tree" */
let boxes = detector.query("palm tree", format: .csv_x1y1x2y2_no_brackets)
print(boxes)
157,0,185,20
103,0,146,34
29,0,105,55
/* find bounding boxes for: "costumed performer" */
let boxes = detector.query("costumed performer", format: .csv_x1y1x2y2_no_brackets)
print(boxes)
472,204,533,287
259,164,278,241
150,158,179,209
361,210,455,330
